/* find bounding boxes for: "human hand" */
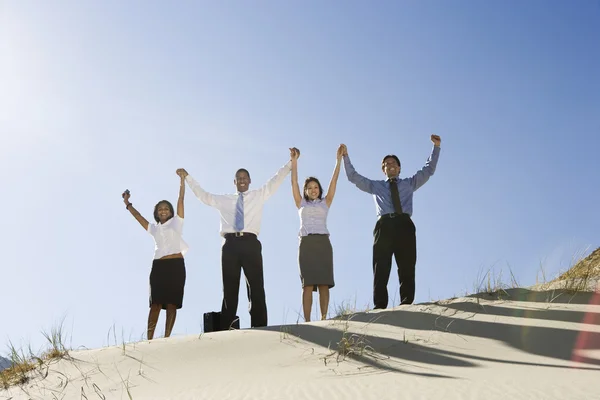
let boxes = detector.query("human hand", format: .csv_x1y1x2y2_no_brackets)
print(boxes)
340,143,348,157
431,134,441,146
336,144,345,161
289,147,301,161
122,189,131,204
176,168,189,178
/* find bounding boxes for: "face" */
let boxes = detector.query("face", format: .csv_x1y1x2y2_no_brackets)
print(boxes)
157,203,172,223
234,170,251,193
305,181,320,200
382,157,400,178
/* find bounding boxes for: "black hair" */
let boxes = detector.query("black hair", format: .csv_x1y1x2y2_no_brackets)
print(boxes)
302,177,324,201
235,168,251,179
153,200,175,223
381,154,401,171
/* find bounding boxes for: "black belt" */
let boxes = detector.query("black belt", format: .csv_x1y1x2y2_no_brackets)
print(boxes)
224,232,257,239
379,213,410,220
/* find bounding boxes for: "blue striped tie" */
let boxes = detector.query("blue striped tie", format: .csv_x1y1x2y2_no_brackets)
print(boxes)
234,193,244,232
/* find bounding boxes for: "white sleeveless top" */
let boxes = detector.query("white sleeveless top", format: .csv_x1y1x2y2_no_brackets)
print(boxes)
298,198,330,236
147,215,189,259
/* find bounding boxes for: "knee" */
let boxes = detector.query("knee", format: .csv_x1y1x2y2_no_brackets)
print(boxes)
166,304,178,311
150,304,162,312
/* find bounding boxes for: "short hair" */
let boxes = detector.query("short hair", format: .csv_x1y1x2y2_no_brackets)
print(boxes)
381,155,401,171
235,168,251,179
153,200,175,223
303,177,324,201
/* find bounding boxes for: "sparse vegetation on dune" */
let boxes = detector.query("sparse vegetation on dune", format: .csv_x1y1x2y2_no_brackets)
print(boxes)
1,320,69,390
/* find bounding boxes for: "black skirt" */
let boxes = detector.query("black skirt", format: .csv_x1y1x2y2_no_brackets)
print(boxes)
149,258,186,309
298,234,335,292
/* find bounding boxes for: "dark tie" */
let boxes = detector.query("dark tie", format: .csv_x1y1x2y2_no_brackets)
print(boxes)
390,178,403,214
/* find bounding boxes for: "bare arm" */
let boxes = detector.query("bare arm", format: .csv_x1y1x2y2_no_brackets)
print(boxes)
122,190,149,231
176,170,185,218
325,144,344,207
290,148,302,208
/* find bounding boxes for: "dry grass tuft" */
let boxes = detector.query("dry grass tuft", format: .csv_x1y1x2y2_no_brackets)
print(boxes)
472,262,520,298
0,319,70,390
552,246,600,292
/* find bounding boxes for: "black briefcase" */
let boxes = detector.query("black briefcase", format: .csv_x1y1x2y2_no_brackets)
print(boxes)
203,311,240,332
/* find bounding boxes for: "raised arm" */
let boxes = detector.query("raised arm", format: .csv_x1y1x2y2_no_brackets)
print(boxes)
342,145,375,194
324,144,344,207
290,148,302,209
122,190,149,231
260,151,293,200
178,168,219,207
176,169,185,218
409,135,442,191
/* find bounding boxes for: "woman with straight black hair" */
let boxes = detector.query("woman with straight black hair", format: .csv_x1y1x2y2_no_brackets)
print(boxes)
290,144,344,322
122,169,189,340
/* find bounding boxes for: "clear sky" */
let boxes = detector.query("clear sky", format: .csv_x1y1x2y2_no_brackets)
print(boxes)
1,1,599,353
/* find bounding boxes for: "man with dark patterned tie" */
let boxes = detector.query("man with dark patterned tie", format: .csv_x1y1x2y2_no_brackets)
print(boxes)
177,148,295,330
341,135,441,309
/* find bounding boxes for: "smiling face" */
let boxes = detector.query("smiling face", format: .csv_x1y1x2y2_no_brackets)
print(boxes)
234,169,251,193
302,177,323,201
305,181,321,200
382,155,401,179
153,201,174,223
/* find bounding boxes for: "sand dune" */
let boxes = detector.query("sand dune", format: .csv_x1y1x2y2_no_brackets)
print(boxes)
2,288,599,400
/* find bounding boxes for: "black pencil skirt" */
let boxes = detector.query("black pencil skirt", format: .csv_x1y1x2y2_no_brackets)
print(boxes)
149,258,186,309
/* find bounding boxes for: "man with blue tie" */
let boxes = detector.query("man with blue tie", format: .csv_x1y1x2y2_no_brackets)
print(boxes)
342,135,441,309
177,148,296,330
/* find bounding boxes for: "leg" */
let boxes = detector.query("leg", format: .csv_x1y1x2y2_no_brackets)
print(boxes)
147,304,161,340
317,285,329,320
373,219,394,309
302,286,313,322
393,217,417,305
221,240,242,330
165,304,177,337
241,238,268,327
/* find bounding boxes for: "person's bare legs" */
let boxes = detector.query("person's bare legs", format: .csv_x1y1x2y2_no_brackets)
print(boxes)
147,304,161,340
302,286,314,322
317,285,330,320
165,304,178,337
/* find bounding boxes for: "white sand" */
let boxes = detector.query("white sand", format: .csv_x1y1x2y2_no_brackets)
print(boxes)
2,288,599,400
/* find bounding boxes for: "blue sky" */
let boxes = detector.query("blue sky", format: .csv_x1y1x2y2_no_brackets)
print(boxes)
1,1,599,353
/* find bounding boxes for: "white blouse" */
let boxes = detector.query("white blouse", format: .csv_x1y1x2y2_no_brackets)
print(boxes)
147,215,189,260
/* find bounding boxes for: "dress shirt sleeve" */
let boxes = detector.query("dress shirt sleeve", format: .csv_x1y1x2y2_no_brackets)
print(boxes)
173,215,184,233
409,145,441,191
185,175,219,207
147,222,156,236
259,161,292,200
343,155,374,194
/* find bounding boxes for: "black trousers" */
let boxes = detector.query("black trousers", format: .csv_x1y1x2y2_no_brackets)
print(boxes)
372,214,417,309
220,234,267,330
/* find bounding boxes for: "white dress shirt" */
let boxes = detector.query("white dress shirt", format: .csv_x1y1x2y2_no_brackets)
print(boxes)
185,162,292,237
147,215,190,259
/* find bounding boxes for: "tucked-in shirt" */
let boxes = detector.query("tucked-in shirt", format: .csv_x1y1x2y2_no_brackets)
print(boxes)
185,162,292,237
298,198,330,236
343,146,441,217
147,215,189,260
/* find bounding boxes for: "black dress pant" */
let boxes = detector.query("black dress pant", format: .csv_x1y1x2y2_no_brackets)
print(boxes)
220,234,267,330
372,214,417,309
